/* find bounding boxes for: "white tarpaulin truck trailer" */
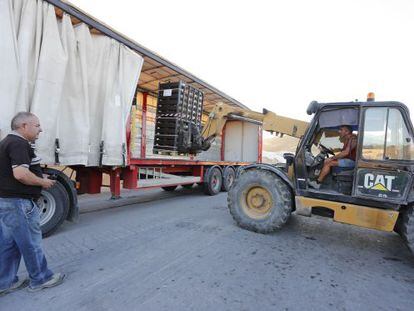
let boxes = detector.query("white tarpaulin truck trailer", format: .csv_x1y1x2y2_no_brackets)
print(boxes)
0,0,262,236
0,0,144,166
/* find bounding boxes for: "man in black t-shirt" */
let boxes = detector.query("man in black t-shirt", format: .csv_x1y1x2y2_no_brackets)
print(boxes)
0,112,65,295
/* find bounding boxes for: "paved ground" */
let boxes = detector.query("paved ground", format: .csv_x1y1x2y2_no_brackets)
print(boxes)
1,186,414,311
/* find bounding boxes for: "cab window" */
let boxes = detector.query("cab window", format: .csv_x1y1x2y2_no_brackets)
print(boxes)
311,129,343,154
362,107,414,161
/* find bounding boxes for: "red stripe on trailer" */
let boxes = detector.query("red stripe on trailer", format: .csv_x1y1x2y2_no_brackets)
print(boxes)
162,166,193,173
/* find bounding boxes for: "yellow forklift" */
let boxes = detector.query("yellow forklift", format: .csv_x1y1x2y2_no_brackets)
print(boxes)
219,94,414,253
181,92,413,253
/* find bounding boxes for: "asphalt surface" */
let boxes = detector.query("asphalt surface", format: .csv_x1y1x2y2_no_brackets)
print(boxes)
1,186,414,311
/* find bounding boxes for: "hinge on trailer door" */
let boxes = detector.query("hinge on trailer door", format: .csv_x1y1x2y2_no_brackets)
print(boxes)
122,143,126,167
54,138,60,165
99,141,104,167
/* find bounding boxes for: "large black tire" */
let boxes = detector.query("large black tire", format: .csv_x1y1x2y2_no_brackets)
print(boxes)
221,166,236,192
38,182,70,237
203,166,222,196
162,186,178,191
43,167,78,222
397,205,414,253
227,169,292,233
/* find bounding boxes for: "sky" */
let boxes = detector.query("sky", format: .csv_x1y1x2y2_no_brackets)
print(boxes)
70,0,414,122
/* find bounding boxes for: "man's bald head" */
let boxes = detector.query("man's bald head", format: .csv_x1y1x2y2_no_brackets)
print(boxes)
10,112,42,142
11,112,37,131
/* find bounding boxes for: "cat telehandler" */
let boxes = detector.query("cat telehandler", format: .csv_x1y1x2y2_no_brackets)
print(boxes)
220,93,414,253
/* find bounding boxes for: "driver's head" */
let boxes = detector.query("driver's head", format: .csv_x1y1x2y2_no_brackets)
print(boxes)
338,125,352,138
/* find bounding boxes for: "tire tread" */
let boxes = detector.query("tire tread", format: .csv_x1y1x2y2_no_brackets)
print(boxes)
227,169,292,233
399,205,414,253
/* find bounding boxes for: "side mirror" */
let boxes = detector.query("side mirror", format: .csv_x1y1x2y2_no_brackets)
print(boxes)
283,153,295,167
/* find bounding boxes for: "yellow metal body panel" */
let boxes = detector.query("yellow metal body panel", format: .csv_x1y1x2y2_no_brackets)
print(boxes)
295,196,399,232
262,110,309,138
201,102,309,142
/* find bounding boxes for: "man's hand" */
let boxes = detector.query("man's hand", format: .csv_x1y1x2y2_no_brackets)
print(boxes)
41,178,56,189
13,166,56,188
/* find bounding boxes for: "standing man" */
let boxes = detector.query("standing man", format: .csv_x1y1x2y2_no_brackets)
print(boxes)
0,112,65,295
308,125,357,189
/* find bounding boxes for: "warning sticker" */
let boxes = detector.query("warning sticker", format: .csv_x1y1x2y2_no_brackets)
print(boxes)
163,89,172,97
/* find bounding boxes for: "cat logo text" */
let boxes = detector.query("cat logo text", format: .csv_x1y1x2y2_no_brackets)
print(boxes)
363,173,398,192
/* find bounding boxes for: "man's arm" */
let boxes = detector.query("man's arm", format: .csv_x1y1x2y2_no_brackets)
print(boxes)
13,166,55,189
7,139,55,189
332,137,356,160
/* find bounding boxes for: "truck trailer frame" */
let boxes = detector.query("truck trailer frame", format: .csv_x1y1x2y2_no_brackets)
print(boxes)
27,0,264,236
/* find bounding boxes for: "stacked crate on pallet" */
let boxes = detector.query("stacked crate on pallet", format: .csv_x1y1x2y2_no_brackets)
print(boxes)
153,81,204,154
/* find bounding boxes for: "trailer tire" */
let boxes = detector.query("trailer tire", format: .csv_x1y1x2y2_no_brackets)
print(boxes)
38,182,70,237
42,167,78,222
221,166,236,192
162,186,178,191
228,169,292,233
397,205,414,254
204,166,222,196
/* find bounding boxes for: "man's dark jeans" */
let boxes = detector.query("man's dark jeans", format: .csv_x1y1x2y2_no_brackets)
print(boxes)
0,198,53,290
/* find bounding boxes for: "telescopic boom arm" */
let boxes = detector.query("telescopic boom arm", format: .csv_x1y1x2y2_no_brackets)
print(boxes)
199,103,309,151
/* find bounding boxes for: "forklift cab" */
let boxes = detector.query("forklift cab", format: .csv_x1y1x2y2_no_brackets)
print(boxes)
295,100,414,208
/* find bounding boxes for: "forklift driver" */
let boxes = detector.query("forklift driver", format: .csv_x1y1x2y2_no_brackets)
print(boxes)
308,125,357,189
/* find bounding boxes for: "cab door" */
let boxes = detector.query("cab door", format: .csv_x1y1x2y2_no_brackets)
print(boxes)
353,104,414,204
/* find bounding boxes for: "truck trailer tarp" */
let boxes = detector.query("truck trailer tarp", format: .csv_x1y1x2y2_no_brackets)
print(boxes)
0,0,144,166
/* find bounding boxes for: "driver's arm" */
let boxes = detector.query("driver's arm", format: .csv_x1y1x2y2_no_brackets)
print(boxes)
332,137,356,160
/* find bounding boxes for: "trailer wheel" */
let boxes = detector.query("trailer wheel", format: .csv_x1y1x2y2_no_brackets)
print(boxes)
397,205,414,253
204,167,222,196
42,167,78,222
38,182,70,237
162,186,178,191
228,169,292,233
221,166,236,192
